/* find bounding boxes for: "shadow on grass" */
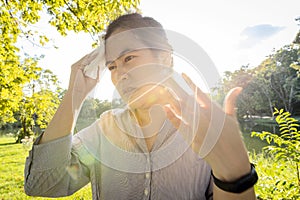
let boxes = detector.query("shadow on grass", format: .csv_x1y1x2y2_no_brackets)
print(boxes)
0,137,18,146
0,141,17,146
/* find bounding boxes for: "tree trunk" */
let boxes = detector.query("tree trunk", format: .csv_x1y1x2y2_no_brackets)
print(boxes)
16,117,27,143
288,84,294,113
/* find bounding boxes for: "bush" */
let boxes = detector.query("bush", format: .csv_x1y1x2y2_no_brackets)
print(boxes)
251,152,299,199
251,108,300,199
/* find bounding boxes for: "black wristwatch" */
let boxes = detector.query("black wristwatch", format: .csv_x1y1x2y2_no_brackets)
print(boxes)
211,163,258,193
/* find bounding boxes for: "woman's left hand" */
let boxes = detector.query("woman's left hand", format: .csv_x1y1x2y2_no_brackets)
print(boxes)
163,73,251,182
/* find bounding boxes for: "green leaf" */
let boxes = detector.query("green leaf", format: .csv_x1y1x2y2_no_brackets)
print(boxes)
0,0,140,126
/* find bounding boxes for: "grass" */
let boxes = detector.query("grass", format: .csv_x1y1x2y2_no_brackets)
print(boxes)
242,131,268,154
0,137,92,200
0,133,266,200
0,120,284,200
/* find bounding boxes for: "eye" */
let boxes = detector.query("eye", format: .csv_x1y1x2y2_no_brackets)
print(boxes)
124,55,135,63
108,65,117,71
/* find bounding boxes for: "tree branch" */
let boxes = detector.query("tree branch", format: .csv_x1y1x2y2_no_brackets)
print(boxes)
62,0,96,41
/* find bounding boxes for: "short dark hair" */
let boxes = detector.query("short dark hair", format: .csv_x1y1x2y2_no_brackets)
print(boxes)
105,13,165,40
105,13,172,55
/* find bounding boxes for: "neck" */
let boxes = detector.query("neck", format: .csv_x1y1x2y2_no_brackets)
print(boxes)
132,104,166,128
132,105,166,151
133,108,152,127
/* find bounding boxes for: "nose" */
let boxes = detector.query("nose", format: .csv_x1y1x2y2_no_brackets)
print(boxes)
120,73,129,80
117,66,129,81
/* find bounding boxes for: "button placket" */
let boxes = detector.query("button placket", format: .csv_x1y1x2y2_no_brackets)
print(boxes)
143,154,151,199
144,188,149,196
145,172,150,179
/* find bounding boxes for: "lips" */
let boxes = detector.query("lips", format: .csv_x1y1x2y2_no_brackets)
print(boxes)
118,85,137,100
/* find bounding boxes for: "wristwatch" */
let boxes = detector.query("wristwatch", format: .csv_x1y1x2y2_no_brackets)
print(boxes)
211,163,258,193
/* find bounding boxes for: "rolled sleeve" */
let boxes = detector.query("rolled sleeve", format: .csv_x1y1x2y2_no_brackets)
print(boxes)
29,134,72,170
24,133,90,197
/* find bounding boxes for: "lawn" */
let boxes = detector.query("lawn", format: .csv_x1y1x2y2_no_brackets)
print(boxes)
1,130,298,199
0,137,92,200
1,126,264,200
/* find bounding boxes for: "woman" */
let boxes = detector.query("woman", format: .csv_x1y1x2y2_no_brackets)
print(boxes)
24,13,257,199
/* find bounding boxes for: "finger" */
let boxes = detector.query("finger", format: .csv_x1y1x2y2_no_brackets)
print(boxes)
223,87,243,117
164,87,182,115
182,73,211,108
71,55,90,73
163,104,180,129
95,67,101,83
163,104,188,129
73,49,99,70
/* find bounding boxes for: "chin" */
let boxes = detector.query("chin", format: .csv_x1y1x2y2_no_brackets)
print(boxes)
121,85,160,110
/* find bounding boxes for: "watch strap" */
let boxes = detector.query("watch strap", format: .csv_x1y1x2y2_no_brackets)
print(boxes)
212,163,258,193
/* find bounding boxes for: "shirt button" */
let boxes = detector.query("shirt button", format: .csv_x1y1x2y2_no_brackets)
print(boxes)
144,189,149,196
146,157,150,164
145,172,150,179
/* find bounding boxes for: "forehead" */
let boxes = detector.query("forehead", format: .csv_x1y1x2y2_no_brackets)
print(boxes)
105,31,145,64
105,28,170,64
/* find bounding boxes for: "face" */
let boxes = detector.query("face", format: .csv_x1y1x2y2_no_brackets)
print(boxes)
106,31,170,108
107,48,156,84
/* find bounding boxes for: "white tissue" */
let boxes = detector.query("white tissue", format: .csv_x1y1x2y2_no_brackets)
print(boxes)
83,38,106,79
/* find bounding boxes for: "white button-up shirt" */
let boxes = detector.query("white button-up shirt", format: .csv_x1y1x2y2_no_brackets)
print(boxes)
24,108,213,199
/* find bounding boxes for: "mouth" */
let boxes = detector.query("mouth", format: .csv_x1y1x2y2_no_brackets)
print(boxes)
119,86,137,100
120,85,155,106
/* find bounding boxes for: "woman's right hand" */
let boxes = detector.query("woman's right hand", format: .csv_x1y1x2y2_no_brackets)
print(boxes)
39,51,102,143
67,51,101,108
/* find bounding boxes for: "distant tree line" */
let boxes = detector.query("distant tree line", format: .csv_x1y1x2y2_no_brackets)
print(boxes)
212,28,300,119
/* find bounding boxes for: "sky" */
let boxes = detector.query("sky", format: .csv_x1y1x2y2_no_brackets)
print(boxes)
24,0,300,99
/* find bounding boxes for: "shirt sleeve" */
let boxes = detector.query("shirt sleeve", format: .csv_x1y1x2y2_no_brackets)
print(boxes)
205,175,214,200
24,133,91,197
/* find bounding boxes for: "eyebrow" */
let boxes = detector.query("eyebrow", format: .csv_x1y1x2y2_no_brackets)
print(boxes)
105,48,133,66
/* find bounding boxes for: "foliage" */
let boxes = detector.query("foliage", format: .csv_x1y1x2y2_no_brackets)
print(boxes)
269,45,300,113
212,65,253,105
0,137,92,199
75,98,125,131
16,67,62,142
293,18,300,45
0,0,140,129
250,152,300,200
212,41,300,118
251,108,300,199
212,19,300,118
44,0,140,37
291,28,300,77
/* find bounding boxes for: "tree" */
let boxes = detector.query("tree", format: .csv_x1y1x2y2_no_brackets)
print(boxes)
291,28,300,77
16,67,62,142
269,45,300,113
293,17,300,44
250,58,277,117
75,98,124,132
212,65,255,118
0,0,140,128
212,17,300,119
213,40,300,119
